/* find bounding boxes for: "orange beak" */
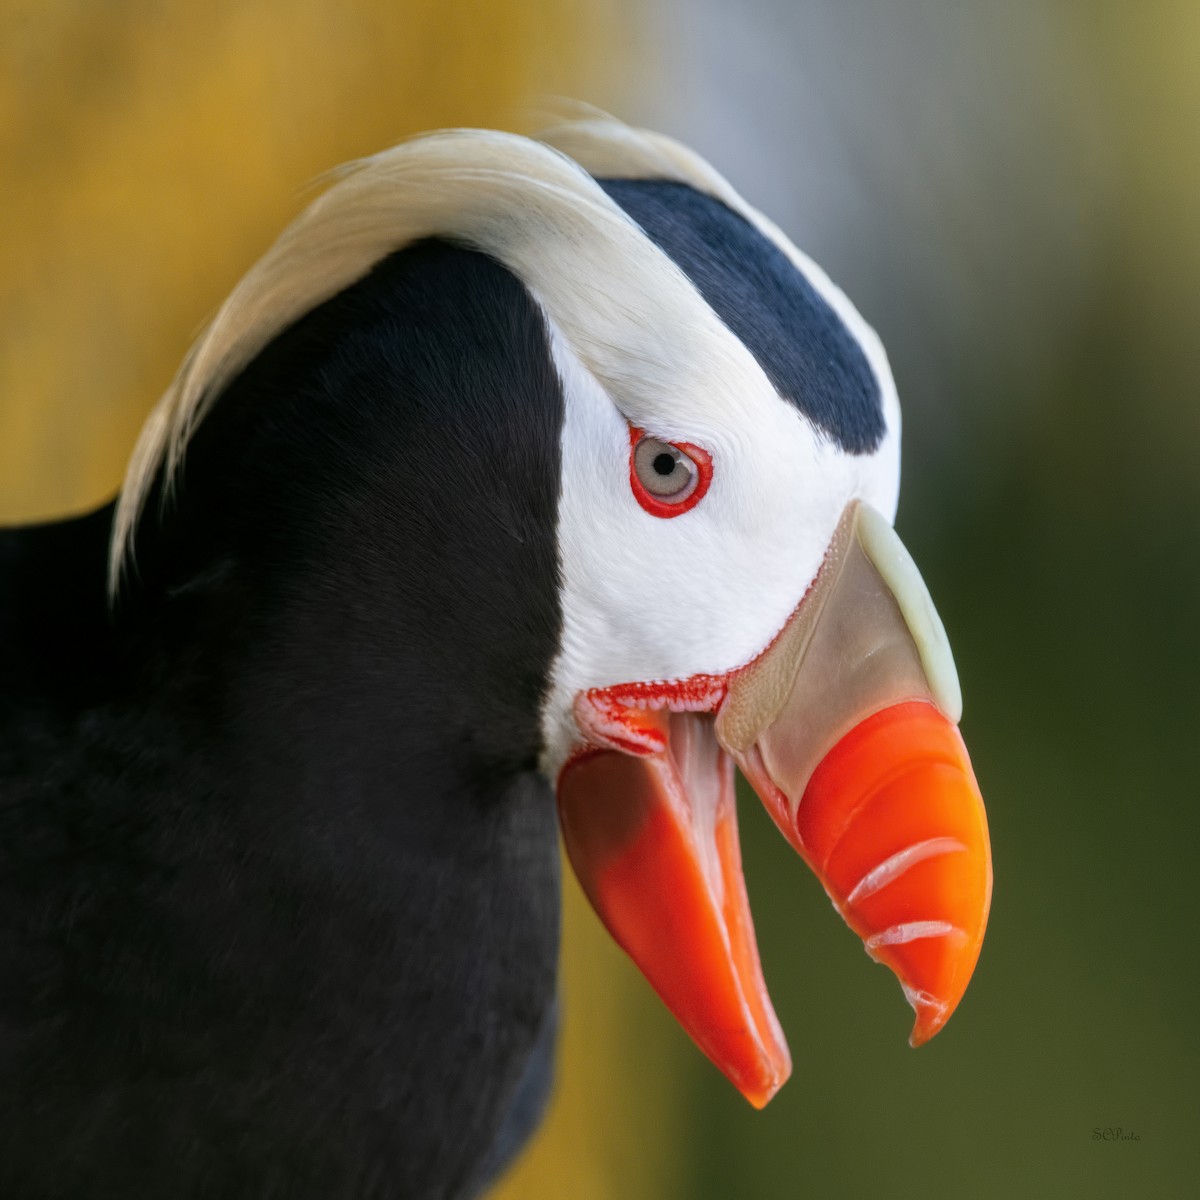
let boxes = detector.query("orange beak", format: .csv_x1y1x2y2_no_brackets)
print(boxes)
557,502,992,1104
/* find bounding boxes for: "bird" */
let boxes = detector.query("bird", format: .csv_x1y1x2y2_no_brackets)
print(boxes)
0,112,992,1199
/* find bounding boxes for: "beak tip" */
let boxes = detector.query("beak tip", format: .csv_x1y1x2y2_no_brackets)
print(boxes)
907,1020,939,1050
903,983,953,1048
745,1087,779,1111
739,1057,792,1109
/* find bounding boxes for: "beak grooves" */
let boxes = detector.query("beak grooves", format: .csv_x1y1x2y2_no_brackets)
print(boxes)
795,700,992,1046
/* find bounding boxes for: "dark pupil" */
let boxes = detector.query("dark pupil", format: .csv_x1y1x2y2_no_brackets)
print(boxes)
652,452,677,477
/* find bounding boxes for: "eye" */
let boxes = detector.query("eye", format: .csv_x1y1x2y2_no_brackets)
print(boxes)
636,437,696,499
629,428,713,518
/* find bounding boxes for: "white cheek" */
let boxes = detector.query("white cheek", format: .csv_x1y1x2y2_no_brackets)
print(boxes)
540,325,894,776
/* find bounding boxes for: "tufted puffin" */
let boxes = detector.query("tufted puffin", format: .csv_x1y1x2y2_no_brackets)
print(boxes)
0,114,991,1198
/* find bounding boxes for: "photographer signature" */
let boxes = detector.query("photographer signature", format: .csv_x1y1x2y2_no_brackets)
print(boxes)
1093,1127,1141,1142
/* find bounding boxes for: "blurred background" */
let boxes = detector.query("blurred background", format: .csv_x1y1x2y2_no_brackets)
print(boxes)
2,1,1196,1196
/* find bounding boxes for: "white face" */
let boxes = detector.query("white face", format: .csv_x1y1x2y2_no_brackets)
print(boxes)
539,316,902,776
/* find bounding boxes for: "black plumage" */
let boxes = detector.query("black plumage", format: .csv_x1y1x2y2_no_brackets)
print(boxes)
0,241,564,1199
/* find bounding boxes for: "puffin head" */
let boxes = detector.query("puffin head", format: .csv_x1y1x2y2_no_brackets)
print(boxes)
536,119,990,1105
110,113,991,1110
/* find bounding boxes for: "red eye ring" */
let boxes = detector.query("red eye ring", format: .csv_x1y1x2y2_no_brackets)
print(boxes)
628,427,713,518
